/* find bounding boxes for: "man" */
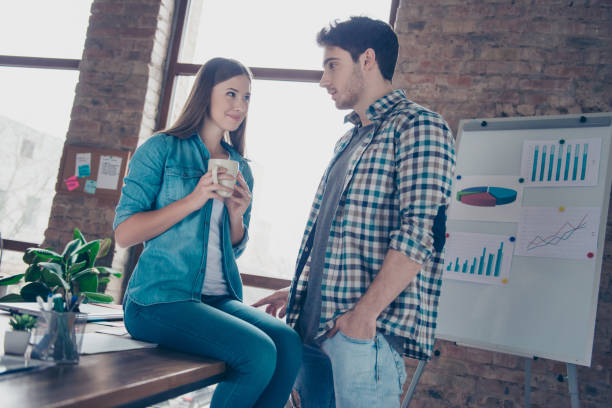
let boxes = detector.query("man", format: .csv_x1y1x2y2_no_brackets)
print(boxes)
254,16,455,407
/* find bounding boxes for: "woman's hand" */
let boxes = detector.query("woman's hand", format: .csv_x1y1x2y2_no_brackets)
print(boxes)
224,171,252,220
188,168,234,210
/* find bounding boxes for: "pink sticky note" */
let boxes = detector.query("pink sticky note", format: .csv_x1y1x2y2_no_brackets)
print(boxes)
65,175,79,191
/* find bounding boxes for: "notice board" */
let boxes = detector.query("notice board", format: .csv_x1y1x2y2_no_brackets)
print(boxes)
57,145,131,200
436,113,612,366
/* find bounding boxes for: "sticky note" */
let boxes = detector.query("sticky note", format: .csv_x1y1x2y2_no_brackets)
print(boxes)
84,180,97,194
65,176,79,191
78,164,91,178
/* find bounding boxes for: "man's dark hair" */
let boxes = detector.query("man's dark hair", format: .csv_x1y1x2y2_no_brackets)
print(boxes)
317,16,399,81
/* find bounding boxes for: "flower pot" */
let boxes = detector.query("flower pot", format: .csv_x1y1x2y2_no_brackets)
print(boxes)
4,330,31,355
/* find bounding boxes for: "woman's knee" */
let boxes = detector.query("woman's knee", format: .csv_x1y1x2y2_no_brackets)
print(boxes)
270,325,303,372
240,332,278,378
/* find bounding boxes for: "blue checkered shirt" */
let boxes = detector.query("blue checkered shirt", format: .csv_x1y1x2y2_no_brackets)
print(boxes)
286,89,456,360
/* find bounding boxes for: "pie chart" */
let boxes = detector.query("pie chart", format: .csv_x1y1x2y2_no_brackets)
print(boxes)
456,186,517,207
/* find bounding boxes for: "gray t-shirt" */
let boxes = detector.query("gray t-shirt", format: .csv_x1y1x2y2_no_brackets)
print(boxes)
296,124,373,345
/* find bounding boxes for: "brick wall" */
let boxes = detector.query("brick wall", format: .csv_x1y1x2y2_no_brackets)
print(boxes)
394,1,611,406
43,0,175,300
37,0,612,405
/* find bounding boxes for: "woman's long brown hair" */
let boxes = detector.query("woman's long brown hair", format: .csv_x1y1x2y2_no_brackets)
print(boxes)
159,58,253,156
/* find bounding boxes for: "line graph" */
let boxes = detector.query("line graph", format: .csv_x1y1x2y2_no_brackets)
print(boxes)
526,214,587,251
516,207,599,259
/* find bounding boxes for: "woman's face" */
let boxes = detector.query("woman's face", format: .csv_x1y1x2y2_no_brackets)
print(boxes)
208,74,251,132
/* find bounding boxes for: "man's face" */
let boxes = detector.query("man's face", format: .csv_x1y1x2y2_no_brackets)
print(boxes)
319,46,364,110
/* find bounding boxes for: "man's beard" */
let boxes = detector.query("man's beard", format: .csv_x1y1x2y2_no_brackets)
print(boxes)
335,65,364,110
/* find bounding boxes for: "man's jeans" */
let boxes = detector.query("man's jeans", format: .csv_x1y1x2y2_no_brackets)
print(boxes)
294,331,407,407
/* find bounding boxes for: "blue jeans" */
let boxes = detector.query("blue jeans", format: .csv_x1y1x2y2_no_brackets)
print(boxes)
294,332,407,408
124,296,302,408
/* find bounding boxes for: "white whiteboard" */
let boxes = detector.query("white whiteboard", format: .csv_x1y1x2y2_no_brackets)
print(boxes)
436,113,612,366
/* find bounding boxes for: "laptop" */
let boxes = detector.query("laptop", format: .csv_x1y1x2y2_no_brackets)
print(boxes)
0,302,123,322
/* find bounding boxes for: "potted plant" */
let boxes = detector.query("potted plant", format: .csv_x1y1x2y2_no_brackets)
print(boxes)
1,228,122,304
4,313,37,355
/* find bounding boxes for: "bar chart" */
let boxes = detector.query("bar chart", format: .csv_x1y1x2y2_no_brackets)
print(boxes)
520,138,601,186
444,232,514,285
446,242,504,277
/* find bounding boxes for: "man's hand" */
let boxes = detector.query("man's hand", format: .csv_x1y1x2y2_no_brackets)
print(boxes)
251,288,290,318
327,308,377,340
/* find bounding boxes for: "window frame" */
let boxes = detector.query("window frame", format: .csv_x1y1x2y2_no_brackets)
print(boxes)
0,58,81,252
0,0,399,285
156,0,399,129
156,0,399,286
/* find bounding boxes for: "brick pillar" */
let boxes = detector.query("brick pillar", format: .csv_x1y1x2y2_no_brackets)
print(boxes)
393,0,612,406
43,0,175,298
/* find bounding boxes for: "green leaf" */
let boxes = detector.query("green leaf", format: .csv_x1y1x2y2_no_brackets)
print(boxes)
24,264,42,282
75,273,98,293
81,291,114,303
99,277,111,285
0,294,24,302
74,251,91,269
20,282,51,301
73,227,86,245
97,238,112,259
68,260,87,276
38,262,65,279
41,269,70,292
0,274,24,286
96,266,122,278
23,248,61,264
74,241,100,267
72,267,100,281
62,239,81,260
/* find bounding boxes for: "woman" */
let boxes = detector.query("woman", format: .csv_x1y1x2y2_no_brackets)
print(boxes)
114,58,302,408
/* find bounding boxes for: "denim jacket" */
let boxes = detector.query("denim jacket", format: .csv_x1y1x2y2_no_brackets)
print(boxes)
114,133,253,306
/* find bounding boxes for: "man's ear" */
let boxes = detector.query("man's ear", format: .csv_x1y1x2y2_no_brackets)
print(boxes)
361,48,377,71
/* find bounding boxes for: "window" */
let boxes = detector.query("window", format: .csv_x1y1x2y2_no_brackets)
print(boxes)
20,139,35,159
0,1,93,277
0,0,92,59
180,0,394,70
165,1,396,281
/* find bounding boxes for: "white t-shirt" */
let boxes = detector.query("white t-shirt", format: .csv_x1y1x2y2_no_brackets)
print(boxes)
201,199,229,296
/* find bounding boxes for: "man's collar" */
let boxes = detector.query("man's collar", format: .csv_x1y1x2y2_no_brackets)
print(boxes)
343,89,407,126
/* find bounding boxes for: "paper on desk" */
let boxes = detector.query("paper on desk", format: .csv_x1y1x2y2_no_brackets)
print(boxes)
80,332,156,354
94,321,125,327
95,326,128,336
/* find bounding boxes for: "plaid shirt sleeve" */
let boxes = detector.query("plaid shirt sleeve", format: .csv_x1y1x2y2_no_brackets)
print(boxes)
389,111,455,264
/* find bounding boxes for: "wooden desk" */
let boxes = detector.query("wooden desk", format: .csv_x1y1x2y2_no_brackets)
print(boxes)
0,317,226,407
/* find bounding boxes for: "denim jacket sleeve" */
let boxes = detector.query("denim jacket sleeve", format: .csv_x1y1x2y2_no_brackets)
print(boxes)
232,159,254,257
113,134,168,230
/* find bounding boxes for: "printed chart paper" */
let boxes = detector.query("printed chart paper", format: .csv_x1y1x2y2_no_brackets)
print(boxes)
449,175,524,222
515,206,599,259
96,155,122,190
520,138,601,187
443,232,515,285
